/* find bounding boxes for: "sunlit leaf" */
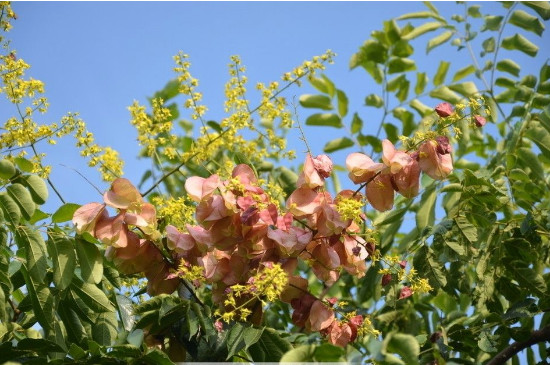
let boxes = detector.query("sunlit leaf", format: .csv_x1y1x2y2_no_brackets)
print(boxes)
71,278,114,313
351,113,363,134
433,60,450,86
0,160,15,180
7,183,35,221
496,59,521,77
403,22,442,40
52,203,80,223
388,57,416,74
449,81,479,97
452,64,476,82
386,333,420,365
501,33,539,56
336,89,348,117
523,1,550,20
415,72,428,94
305,113,342,128
299,94,333,110
482,15,504,31
75,238,103,284
426,30,453,53
323,137,354,153
509,9,545,36
47,233,76,291
429,86,462,103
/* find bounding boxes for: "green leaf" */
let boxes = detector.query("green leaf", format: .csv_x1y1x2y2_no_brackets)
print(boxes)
392,40,414,58
17,338,63,353
506,260,547,297
365,94,384,108
397,11,443,21
501,33,539,57
92,311,118,346
116,294,135,332
0,159,16,180
482,37,496,54
21,175,48,205
402,22,441,40
449,81,479,97
16,226,47,283
323,137,354,153
523,1,550,20
153,79,180,102
394,108,416,136
52,203,80,223
454,216,478,244
410,99,432,117
386,333,420,365
413,245,447,289
396,78,410,102
47,233,76,291
433,61,450,86
416,186,436,230
351,113,363,134
226,323,246,360
496,59,521,77
427,30,453,53
525,120,550,159
58,304,86,344
298,94,333,110
482,15,503,31
71,278,114,313
478,331,499,353
14,157,33,173
517,147,545,181
75,238,103,284
336,89,348,117
467,5,482,18
430,86,462,103
305,113,342,128
452,65,476,82
7,183,35,221
0,192,21,226
350,40,387,68
509,9,545,36
388,57,416,74
20,264,54,334
127,329,144,348
415,72,428,94
248,328,292,362
309,76,329,94
141,348,175,365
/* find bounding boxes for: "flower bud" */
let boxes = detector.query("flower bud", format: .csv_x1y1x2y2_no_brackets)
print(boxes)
435,102,453,117
474,115,486,127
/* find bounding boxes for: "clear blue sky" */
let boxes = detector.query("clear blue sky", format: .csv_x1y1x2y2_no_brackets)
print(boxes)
4,1,548,208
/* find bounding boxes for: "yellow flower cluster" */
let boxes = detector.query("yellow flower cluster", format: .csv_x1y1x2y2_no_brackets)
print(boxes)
216,263,288,323
356,315,381,337
336,196,365,224
378,255,433,295
0,2,16,34
174,258,205,284
151,195,195,230
128,98,177,159
73,115,124,181
173,51,207,121
281,50,336,86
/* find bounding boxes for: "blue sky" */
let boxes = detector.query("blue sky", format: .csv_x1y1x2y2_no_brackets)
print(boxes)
4,1,549,209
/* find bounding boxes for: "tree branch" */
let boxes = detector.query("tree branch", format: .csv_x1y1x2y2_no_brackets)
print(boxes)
486,324,550,365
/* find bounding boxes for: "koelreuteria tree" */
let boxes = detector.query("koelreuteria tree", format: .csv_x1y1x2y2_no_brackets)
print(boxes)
1,1,550,364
